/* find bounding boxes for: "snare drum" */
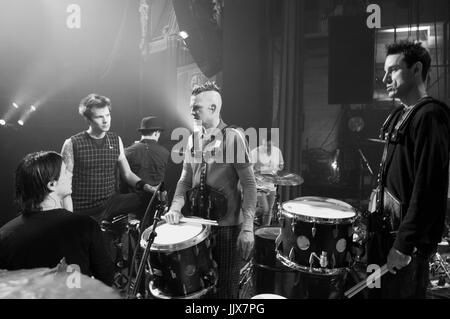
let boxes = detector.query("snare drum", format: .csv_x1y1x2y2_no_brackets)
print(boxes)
276,197,356,275
141,221,217,299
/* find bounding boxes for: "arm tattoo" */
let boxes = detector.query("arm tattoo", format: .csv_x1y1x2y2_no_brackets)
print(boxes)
61,139,74,173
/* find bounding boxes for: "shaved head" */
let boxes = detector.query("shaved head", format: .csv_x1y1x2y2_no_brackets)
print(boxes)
196,90,222,113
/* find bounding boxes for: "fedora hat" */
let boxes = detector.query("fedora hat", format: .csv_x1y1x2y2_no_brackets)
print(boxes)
138,116,164,132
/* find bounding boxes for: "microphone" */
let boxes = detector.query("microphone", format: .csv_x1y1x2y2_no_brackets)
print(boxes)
157,182,168,205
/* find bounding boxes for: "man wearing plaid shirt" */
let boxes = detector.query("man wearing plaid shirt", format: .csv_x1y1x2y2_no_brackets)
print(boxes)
165,82,257,299
61,94,155,223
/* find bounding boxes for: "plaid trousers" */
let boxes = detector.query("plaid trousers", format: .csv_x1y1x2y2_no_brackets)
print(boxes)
208,225,243,299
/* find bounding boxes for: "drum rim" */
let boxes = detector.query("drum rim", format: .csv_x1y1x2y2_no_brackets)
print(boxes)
149,280,216,299
276,251,348,276
140,221,211,251
281,196,356,224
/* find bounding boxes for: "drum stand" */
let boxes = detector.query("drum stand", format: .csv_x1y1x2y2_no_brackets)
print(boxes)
271,185,282,226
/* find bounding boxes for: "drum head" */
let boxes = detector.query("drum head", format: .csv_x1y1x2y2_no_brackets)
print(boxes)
141,222,209,251
255,227,280,240
282,197,355,223
251,293,286,299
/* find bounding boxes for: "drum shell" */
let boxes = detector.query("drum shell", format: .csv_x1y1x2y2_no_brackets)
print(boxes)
276,197,356,273
254,227,283,268
141,222,217,298
253,226,300,298
150,239,216,297
278,214,353,271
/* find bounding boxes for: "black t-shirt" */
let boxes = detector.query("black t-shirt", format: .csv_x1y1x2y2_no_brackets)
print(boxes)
0,209,114,286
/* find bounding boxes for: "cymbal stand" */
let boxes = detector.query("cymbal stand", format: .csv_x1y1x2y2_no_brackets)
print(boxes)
431,252,450,283
271,185,282,226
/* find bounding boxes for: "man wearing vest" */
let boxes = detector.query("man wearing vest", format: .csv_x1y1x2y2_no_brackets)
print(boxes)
165,82,257,299
61,94,156,223
367,41,450,298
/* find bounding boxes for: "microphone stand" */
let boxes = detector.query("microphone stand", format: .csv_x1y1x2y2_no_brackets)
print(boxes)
126,182,164,299
357,148,374,208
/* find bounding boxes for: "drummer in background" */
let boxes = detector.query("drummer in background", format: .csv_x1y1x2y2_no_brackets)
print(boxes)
165,81,257,299
250,137,284,226
0,151,115,287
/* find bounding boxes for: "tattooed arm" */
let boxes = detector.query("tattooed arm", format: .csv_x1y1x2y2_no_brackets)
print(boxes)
61,138,74,212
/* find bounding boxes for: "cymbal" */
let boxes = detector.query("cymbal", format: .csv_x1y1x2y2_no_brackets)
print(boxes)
256,171,304,186
0,267,120,299
367,138,385,143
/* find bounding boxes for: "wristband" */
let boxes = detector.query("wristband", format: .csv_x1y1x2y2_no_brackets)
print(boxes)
136,180,145,191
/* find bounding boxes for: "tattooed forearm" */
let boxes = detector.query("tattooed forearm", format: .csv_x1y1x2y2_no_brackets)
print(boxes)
61,139,74,173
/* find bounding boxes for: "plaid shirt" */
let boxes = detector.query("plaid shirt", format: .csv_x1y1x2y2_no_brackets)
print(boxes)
71,131,120,211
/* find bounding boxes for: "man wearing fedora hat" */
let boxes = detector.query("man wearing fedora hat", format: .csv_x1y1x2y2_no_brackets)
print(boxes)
123,116,169,221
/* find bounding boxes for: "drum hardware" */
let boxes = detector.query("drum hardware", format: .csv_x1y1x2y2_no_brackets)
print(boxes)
430,252,450,284
127,182,165,299
255,171,304,226
309,251,328,269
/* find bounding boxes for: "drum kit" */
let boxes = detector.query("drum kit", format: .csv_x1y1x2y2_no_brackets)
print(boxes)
103,171,450,299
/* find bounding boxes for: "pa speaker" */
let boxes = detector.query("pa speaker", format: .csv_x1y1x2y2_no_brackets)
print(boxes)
172,0,222,78
328,15,375,104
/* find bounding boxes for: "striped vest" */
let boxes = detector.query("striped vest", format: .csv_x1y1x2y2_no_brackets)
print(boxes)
71,131,120,211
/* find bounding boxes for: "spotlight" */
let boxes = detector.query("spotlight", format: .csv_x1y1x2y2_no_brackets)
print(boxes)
0,119,6,126
12,102,19,109
30,105,36,112
17,120,24,126
179,31,189,39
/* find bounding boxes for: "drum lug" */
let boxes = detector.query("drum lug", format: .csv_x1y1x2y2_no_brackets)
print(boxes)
311,225,316,238
205,238,210,248
331,253,336,268
170,269,177,279
183,284,188,296
291,220,296,234
195,245,199,256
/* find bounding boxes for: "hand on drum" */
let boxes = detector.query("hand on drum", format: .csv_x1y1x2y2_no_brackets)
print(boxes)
237,230,254,261
164,210,183,224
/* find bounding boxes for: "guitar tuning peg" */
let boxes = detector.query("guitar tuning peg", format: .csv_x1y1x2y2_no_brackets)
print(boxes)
311,225,317,238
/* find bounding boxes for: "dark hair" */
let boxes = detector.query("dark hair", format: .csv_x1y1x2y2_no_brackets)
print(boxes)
78,93,111,120
386,41,431,81
191,81,221,96
15,151,63,214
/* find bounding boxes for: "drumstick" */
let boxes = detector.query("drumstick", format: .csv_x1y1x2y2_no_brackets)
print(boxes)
161,215,219,226
344,264,389,299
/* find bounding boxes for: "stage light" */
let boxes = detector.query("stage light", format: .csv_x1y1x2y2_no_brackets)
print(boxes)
17,120,24,126
30,105,36,112
0,119,6,126
179,31,189,39
12,102,19,109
